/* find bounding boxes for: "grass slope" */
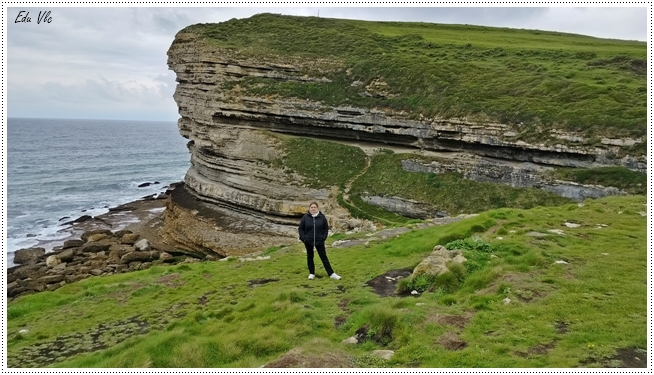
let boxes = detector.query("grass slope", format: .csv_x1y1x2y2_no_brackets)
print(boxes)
7,195,646,368
186,14,646,144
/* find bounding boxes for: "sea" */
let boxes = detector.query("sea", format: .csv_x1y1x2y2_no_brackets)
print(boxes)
6,118,191,266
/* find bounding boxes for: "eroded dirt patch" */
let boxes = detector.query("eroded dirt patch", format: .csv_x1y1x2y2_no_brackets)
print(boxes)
425,313,471,329
365,268,412,297
555,320,569,334
198,290,217,306
247,278,279,288
262,348,355,368
515,341,557,357
156,273,185,288
436,331,467,351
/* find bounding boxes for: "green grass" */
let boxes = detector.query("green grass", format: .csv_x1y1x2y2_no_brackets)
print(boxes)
279,136,367,189
549,166,646,194
7,195,646,367
349,152,572,215
185,14,646,145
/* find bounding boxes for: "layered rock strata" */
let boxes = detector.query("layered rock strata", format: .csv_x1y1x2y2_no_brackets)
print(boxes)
165,29,646,256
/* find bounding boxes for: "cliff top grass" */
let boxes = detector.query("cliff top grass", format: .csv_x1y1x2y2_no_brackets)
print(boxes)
7,195,646,367
182,13,646,142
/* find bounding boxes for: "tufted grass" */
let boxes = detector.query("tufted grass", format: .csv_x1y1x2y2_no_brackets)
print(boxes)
186,13,646,147
6,195,646,367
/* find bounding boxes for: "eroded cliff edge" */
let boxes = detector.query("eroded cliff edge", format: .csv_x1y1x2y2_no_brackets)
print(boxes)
163,18,646,258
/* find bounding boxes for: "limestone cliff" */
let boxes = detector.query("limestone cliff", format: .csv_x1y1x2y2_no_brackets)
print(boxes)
164,19,646,258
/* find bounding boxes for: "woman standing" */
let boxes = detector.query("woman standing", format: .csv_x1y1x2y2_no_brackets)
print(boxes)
298,202,341,280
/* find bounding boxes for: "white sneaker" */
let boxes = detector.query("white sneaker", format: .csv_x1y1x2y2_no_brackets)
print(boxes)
308,274,315,280
330,273,341,280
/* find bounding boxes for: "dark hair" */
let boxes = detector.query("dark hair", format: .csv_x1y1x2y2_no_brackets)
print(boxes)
309,201,319,208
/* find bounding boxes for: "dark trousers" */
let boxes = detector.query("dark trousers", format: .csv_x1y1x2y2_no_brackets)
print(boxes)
305,242,334,276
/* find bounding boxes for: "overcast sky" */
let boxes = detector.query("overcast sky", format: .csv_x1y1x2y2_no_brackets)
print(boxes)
6,6,648,121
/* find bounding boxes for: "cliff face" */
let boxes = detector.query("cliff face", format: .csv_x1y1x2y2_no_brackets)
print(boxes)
165,28,645,258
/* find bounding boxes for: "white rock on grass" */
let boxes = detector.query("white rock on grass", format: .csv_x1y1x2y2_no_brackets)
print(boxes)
342,337,358,345
503,298,511,305
555,260,569,264
548,229,565,235
564,222,581,228
371,350,395,360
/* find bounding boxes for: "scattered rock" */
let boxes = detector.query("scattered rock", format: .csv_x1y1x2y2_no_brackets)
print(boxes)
526,232,549,237
503,297,511,304
120,233,140,245
555,260,569,264
371,350,394,360
134,239,151,251
62,215,93,225
81,229,113,243
564,222,581,228
548,229,565,235
81,242,111,253
411,245,466,278
45,255,61,268
62,239,84,249
13,248,45,264
342,337,358,345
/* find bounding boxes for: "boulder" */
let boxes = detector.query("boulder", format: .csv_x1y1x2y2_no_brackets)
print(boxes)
87,233,111,242
62,239,84,249
113,229,133,238
121,251,159,264
121,233,140,245
63,215,92,225
13,247,45,264
39,274,65,284
81,229,113,243
45,255,62,268
89,269,104,276
46,283,63,292
57,248,75,262
10,264,47,281
159,252,174,262
81,241,111,253
411,245,466,278
371,350,395,360
134,238,151,251
65,274,89,283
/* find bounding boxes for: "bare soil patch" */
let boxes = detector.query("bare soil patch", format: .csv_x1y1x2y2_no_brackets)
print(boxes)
436,331,467,351
364,268,413,297
262,348,355,368
247,278,279,288
156,273,185,287
515,341,557,357
425,313,472,329
555,320,569,334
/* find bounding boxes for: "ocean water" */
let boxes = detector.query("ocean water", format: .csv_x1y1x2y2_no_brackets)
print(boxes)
6,118,190,265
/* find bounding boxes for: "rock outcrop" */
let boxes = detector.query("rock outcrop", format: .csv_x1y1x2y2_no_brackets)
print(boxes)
7,229,192,300
164,24,646,257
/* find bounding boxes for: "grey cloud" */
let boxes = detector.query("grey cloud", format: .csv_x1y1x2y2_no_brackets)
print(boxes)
7,6,646,121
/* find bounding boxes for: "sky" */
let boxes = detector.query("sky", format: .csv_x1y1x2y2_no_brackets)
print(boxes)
6,5,649,121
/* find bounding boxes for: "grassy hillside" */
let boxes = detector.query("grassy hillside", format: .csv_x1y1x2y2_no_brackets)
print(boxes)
185,14,646,144
7,195,646,367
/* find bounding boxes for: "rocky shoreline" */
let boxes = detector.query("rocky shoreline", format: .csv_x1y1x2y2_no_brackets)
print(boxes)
7,184,213,301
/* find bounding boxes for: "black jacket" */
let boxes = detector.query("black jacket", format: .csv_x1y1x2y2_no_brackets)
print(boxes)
298,211,329,246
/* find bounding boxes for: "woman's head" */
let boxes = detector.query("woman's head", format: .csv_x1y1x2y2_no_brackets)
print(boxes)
309,202,319,214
